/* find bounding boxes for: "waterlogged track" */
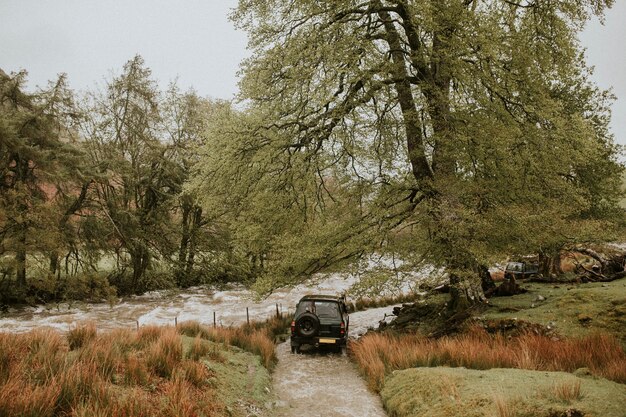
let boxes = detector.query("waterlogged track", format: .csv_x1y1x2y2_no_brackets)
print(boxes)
269,306,395,417
269,343,386,417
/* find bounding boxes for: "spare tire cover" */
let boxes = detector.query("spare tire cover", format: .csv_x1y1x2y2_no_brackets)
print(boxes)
296,312,320,337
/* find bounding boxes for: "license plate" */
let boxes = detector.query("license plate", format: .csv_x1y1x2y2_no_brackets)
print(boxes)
319,338,336,344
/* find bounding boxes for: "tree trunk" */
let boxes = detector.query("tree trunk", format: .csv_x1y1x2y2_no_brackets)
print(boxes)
131,244,150,290
15,224,27,287
178,202,191,267
448,272,487,312
16,250,26,288
185,206,202,276
49,253,59,275
539,250,562,277
376,4,432,185
50,180,92,277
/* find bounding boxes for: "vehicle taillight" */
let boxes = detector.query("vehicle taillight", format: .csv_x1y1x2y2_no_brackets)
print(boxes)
291,320,295,335
340,321,345,335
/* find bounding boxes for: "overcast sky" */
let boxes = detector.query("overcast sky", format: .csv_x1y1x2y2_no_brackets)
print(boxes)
0,0,624,149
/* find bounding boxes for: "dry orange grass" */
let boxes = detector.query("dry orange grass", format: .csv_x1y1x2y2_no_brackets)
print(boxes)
352,328,626,391
67,322,97,350
492,393,513,417
0,326,224,417
178,319,278,369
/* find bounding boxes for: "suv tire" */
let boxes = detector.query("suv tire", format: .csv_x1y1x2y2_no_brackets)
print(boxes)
295,312,320,337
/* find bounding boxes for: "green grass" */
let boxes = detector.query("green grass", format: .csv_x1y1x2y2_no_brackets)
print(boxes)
381,367,626,417
181,336,272,417
483,277,626,345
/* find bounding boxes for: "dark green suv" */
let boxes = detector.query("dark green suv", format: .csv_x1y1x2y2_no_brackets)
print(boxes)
290,295,349,354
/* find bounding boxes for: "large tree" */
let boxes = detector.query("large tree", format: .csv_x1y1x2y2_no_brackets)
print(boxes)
206,0,624,307
80,56,181,291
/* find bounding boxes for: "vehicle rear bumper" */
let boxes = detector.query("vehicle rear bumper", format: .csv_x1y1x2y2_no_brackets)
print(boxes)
290,335,347,347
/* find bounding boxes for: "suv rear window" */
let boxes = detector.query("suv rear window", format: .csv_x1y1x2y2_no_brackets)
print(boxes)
295,300,340,318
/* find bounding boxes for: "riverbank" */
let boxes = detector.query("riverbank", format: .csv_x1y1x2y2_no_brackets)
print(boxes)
352,277,626,417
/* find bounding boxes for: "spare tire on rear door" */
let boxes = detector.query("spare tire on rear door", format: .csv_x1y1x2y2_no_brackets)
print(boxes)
295,312,320,337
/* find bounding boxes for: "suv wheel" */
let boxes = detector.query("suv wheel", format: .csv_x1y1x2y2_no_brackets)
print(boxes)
291,345,300,354
295,312,320,337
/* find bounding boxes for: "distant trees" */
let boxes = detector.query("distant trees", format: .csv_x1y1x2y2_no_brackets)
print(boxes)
0,70,85,293
0,57,244,303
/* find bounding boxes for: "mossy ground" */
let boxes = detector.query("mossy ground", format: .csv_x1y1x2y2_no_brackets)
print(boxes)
483,277,626,345
381,367,626,417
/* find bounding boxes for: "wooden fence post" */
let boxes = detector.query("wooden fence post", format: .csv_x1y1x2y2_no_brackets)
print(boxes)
213,311,216,328
246,307,250,325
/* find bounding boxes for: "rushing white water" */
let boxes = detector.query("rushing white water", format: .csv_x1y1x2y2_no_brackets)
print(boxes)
0,269,413,333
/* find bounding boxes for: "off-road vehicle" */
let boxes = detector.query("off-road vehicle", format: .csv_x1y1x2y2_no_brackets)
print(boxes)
290,295,349,354
504,261,539,280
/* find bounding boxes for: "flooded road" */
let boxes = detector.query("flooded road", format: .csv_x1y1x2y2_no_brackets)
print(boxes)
269,306,394,417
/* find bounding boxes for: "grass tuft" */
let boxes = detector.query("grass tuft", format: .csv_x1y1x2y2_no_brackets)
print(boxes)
492,393,513,417
146,327,182,378
67,322,97,350
552,380,583,402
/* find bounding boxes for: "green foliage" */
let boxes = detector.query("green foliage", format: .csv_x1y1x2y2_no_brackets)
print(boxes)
188,0,624,300
0,58,252,304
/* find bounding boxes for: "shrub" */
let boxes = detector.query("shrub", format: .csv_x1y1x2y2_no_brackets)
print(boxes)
0,327,224,416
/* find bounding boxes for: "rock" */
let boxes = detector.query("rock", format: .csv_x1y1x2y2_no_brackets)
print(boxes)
602,284,609,288
535,295,546,302
574,367,592,377
530,303,535,308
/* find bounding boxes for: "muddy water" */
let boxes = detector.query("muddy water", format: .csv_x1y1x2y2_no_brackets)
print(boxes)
269,306,395,417
0,274,369,333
